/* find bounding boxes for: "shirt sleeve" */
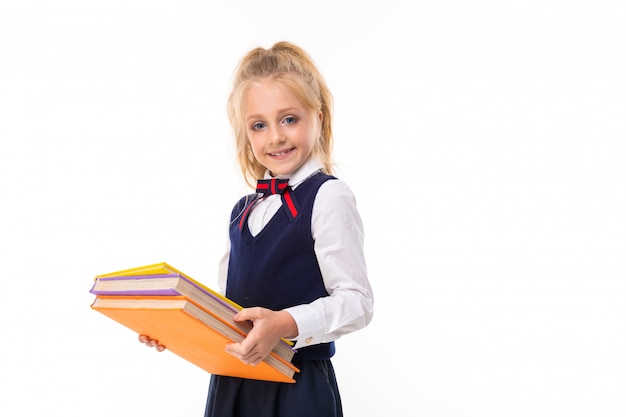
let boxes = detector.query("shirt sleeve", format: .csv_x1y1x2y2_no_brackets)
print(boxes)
217,243,229,296
284,179,374,349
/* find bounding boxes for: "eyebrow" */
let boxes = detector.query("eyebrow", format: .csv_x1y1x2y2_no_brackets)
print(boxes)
245,107,302,122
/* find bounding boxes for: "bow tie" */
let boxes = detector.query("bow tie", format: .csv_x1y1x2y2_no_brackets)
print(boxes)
238,178,300,231
255,178,290,195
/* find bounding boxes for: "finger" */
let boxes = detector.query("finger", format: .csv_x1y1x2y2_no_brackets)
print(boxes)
234,306,264,323
244,351,263,364
250,356,264,366
225,342,261,363
138,334,150,344
240,349,265,366
233,308,251,322
146,338,158,347
155,344,166,352
225,342,247,356
225,344,244,361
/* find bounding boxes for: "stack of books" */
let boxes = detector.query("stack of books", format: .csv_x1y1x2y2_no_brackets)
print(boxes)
90,262,299,383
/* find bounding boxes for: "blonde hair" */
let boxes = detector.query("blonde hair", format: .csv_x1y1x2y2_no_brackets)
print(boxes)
227,41,334,188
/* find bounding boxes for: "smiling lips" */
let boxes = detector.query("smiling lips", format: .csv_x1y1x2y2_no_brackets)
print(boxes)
269,148,295,157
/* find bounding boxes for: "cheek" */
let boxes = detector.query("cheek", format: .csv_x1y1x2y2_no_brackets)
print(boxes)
248,136,264,156
246,132,257,147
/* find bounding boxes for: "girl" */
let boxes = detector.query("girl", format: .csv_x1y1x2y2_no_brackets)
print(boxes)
147,41,374,417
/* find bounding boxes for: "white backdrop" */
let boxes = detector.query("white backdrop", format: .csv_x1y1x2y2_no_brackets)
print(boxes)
1,1,625,416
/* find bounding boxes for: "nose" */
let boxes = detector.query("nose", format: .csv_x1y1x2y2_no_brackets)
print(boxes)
267,124,286,144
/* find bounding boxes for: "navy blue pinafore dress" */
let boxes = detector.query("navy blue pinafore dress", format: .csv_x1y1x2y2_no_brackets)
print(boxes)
204,172,343,417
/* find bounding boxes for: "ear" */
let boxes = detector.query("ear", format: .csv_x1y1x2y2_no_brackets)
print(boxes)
315,110,323,139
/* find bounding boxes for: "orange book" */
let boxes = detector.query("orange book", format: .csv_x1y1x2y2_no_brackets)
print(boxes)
91,262,295,361
91,295,299,383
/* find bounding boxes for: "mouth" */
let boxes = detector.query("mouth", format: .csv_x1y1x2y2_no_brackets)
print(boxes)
268,148,295,157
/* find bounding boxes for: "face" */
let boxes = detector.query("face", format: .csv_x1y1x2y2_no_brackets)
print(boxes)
244,78,321,177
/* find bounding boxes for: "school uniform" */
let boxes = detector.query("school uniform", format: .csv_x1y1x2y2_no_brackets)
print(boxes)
205,157,373,417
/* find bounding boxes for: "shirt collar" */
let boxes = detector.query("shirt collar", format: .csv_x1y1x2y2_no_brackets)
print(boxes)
263,156,324,188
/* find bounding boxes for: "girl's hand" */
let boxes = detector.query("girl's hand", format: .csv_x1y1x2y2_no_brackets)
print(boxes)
138,334,166,352
225,307,297,366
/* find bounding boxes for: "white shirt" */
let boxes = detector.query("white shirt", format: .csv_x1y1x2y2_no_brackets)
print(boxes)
218,157,374,350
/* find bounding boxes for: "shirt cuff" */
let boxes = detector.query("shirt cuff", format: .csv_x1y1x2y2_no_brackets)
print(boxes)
283,303,325,350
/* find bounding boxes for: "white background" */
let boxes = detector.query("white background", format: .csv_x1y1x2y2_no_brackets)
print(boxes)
1,1,625,416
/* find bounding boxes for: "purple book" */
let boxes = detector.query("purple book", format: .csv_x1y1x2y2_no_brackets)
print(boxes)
89,273,239,315
90,274,183,296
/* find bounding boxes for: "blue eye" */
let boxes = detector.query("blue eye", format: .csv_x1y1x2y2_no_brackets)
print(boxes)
282,116,297,125
251,122,266,130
